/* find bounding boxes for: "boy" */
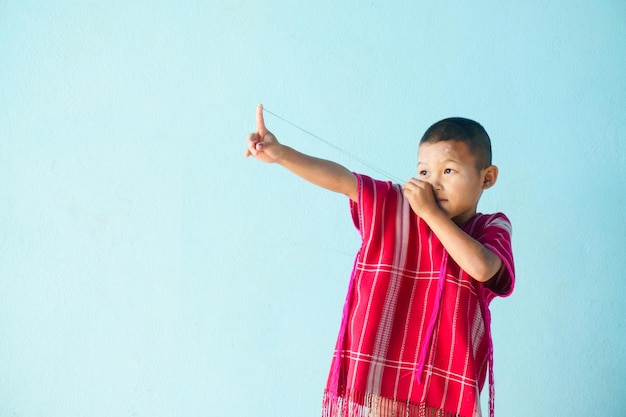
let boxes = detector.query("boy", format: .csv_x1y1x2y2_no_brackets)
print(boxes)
246,104,515,417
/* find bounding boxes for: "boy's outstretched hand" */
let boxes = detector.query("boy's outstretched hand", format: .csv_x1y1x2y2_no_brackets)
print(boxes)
245,104,283,163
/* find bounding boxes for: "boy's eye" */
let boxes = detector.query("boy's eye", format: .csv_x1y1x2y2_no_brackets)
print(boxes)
419,170,428,176
444,168,453,174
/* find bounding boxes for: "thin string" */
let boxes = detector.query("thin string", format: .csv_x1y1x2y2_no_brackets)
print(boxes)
263,107,404,183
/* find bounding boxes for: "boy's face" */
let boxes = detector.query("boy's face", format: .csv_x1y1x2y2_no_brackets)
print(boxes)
417,140,496,226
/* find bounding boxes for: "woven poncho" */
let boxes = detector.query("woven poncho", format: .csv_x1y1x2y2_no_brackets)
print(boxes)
323,174,515,417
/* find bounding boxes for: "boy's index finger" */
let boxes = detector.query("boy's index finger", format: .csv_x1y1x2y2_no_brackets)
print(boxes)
256,103,266,133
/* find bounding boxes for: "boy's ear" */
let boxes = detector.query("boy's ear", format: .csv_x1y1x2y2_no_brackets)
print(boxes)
481,165,498,189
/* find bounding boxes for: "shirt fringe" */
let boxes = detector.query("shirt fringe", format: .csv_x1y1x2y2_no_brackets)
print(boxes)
323,390,464,417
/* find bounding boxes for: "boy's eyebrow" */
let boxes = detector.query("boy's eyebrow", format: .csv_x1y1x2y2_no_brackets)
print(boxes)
417,158,461,165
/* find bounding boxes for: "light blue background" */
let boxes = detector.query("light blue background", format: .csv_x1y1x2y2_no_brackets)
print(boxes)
1,1,625,416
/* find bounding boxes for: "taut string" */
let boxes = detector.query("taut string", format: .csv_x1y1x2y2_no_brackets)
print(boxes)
263,107,404,183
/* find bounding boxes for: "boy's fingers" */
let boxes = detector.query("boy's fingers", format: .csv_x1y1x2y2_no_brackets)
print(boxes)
256,103,266,133
245,132,257,157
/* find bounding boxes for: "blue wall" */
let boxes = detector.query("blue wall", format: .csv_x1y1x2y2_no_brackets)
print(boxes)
1,1,625,416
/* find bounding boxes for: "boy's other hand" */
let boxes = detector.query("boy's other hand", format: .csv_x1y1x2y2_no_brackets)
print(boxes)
245,103,283,163
403,178,440,219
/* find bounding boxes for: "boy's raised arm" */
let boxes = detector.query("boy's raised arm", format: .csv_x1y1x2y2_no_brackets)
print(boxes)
246,104,358,201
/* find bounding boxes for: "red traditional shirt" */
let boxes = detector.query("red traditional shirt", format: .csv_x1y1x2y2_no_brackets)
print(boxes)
323,174,515,417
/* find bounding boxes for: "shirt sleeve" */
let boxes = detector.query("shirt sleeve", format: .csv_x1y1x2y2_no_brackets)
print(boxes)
349,173,397,239
472,213,515,298
349,174,365,233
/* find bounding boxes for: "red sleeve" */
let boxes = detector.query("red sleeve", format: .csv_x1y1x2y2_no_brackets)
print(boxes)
349,174,365,233
349,173,395,235
469,213,515,299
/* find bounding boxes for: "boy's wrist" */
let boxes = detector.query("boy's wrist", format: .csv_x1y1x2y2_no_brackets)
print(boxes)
419,206,448,228
275,144,292,165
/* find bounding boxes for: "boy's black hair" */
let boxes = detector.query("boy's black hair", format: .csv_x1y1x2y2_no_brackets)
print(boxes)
420,117,492,169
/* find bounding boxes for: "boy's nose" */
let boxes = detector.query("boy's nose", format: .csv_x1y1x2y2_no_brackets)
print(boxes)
429,176,443,191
